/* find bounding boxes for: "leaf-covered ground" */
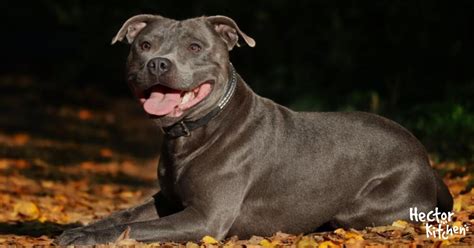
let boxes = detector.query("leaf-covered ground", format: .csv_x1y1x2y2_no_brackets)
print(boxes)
0,77,473,247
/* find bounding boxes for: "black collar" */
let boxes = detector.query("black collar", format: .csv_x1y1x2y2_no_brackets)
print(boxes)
163,65,237,138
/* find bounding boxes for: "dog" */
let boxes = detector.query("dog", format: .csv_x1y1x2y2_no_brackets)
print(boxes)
56,14,453,245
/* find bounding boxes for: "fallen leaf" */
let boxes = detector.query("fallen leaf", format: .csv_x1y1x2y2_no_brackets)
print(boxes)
115,226,131,241
441,240,452,246
334,228,346,236
318,240,340,248
14,159,29,169
345,231,364,241
38,215,47,223
40,180,54,188
297,236,318,248
202,235,218,245
0,160,9,170
115,238,139,246
186,241,200,248
78,109,93,120
365,244,388,248
248,235,264,244
119,191,135,199
260,238,281,248
453,196,463,212
113,226,140,245
259,239,273,247
391,220,409,228
13,201,40,220
12,133,30,145
100,148,113,158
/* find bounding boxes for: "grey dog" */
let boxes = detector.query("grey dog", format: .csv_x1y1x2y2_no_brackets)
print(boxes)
56,14,453,245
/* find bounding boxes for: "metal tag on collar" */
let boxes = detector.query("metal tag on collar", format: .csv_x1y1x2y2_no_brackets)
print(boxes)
179,121,191,137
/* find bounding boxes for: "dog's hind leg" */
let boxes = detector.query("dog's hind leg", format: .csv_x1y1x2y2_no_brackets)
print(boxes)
332,161,438,229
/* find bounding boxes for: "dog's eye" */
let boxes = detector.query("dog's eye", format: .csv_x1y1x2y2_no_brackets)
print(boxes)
189,43,202,53
140,41,151,51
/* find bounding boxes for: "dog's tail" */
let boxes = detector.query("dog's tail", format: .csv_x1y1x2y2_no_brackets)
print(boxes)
434,171,453,213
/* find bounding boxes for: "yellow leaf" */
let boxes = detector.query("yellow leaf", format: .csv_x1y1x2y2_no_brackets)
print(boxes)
297,236,318,248
14,201,40,220
260,239,272,247
119,191,135,199
391,220,409,228
453,197,462,212
186,241,200,248
202,235,218,245
38,215,48,223
40,180,54,188
318,240,340,248
333,228,363,241
453,221,463,228
441,240,451,246
345,231,364,241
260,239,281,248
334,228,345,235
466,205,474,211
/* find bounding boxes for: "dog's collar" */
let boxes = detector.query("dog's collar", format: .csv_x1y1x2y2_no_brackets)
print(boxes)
163,65,237,138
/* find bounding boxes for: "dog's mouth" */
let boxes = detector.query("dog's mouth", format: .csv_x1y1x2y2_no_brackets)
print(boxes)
138,81,213,118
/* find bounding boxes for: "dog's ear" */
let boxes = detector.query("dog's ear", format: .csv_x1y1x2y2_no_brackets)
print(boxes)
206,15,256,50
111,14,162,45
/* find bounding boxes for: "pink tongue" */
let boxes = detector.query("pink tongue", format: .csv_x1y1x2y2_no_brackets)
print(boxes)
143,91,181,116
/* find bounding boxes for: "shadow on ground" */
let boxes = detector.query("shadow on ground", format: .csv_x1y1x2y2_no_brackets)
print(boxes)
0,221,80,237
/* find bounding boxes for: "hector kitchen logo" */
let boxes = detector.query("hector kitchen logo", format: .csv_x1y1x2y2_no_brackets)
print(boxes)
410,207,468,239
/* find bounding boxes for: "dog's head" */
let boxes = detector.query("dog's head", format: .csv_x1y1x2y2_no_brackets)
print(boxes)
112,14,255,127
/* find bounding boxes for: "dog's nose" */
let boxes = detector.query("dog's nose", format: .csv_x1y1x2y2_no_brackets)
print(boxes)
147,57,172,75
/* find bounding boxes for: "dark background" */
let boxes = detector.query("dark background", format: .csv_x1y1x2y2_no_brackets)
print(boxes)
2,0,473,162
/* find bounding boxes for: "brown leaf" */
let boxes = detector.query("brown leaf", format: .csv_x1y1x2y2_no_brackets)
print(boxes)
78,109,93,120
12,133,30,145
100,148,113,158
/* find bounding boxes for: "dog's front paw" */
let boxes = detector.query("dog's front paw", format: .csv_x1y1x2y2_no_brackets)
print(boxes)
55,228,86,245
55,226,124,245
55,228,99,246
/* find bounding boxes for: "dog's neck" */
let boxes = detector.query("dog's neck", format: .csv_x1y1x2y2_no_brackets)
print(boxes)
161,71,255,156
162,64,238,138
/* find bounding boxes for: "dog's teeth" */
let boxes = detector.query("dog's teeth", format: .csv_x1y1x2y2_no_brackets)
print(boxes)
181,91,194,104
